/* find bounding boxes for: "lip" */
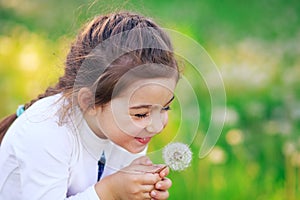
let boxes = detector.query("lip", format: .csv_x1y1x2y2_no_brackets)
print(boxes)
135,137,152,145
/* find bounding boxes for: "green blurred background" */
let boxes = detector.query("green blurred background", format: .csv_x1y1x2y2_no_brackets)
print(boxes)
1,0,300,199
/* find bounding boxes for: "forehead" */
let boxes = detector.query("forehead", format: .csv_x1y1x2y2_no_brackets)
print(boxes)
115,78,176,106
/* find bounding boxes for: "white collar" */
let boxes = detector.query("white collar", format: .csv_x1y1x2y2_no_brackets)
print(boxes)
72,107,110,160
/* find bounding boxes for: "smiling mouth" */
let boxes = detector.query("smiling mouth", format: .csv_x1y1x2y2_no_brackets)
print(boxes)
135,137,152,145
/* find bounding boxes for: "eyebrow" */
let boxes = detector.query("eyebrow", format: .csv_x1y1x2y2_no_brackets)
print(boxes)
129,96,175,109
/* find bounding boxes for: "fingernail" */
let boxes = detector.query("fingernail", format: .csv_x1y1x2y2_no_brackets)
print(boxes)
151,190,157,197
157,183,162,189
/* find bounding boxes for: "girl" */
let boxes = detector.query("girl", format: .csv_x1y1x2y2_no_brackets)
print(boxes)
0,12,179,200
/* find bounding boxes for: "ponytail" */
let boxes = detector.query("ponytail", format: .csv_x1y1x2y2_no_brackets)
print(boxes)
0,114,17,144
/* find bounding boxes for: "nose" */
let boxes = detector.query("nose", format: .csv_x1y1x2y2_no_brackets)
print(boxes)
146,111,166,134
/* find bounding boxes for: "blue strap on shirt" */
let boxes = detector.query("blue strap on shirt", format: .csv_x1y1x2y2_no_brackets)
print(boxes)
97,151,106,181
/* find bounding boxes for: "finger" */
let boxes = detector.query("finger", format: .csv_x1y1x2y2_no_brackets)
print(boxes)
132,190,152,200
140,173,161,185
155,177,172,191
127,180,156,199
141,191,152,200
133,165,163,174
140,184,155,192
158,166,169,178
131,156,153,166
150,189,169,200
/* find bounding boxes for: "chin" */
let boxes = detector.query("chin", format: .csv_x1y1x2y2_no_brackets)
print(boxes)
113,140,147,154
126,145,147,154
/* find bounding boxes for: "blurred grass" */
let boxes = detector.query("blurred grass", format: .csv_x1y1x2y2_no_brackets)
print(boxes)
1,0,300,199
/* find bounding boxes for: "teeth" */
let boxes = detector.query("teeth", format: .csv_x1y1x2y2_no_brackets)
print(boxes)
136,137,148,141
135,137,151,143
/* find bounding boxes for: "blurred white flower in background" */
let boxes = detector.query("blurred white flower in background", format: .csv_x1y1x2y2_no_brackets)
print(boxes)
283,141,297,156
163,142,192,171
212,107,239,126
207,146,227,164
226,129,244,145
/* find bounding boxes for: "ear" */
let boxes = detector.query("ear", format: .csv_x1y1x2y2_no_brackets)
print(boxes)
77,88,97,115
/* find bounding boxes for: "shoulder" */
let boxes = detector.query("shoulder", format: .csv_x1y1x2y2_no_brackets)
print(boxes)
10,93,67,135
3,94,76,158
23,93,65,122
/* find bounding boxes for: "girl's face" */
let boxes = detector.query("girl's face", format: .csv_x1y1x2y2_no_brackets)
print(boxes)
89,78,176,153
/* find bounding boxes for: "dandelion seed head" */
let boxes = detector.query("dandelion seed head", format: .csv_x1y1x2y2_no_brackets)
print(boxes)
162,142,192,171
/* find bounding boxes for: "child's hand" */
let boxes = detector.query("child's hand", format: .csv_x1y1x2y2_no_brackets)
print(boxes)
95,156,169,200
149,165,172,200
135,159,172,200
130,157,172,200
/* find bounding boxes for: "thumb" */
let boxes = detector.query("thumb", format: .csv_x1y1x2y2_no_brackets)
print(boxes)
131,156,153,166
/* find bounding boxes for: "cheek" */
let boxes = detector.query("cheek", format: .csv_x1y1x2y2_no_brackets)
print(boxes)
131,118,150,130
117,117,147,137
163,112,169,127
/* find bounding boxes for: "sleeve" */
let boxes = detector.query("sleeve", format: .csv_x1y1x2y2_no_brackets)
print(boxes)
66,186,100,200
14,119,100,200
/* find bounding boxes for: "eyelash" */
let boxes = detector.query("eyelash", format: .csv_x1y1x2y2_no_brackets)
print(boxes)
134,106,171,119
135,113,149,119
162,106,171,111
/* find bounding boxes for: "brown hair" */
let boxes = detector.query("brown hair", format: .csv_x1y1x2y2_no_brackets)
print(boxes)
0,12,179,143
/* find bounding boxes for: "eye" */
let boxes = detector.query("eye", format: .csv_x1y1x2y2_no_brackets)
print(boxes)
162,106,171,112
134,113,149,119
